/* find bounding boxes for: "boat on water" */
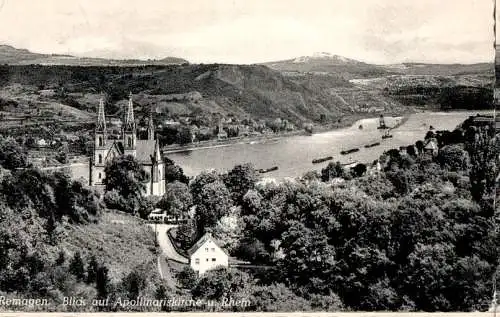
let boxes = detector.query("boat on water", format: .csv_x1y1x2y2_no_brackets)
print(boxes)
377,114,388,129
258,166,279,174
312,156,333,164
382,131,393,139
340,148,360,155
364,142,381,148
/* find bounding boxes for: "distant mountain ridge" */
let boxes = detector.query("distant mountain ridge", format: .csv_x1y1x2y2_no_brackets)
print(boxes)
265,52,493,77
0,45,188,66
263,52,391,78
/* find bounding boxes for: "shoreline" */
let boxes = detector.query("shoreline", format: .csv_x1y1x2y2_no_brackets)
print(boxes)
162,108,493,154
163,111,416,154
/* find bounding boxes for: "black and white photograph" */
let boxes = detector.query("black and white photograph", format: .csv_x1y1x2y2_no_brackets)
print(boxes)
0,0,498,315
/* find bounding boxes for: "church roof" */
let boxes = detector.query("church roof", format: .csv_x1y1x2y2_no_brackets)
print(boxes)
103,141,123,161
135,139,157,163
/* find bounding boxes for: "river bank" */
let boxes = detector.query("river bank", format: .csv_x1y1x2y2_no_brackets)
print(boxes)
166,110,484,179
163,111,415,154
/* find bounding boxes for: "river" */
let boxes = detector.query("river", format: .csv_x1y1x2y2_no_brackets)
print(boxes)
164,111,490,180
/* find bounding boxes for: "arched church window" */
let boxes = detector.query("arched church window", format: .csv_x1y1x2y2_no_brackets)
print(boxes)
98,154,102,164
98,136,103,147
128,137,132,147
98,172,102,179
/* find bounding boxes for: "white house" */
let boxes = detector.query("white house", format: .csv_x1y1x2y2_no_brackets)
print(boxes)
187,232,229,275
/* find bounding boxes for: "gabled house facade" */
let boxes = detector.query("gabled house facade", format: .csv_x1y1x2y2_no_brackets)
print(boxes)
187,232,229,275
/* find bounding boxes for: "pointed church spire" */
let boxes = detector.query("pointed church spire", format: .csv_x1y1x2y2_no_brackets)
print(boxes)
96,97,107,132
147,110,155,140
125,92,135,131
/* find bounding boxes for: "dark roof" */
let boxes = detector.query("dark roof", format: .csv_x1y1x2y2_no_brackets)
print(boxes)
135,139,157,163
104,141,123,160
187,232,228,257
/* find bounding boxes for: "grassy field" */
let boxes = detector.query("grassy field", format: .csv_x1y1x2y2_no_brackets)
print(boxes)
59,210,160,282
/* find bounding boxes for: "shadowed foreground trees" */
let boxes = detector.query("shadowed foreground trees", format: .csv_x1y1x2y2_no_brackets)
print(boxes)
169,121,498,312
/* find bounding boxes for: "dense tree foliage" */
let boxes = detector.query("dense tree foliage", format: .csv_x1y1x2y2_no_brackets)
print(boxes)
158,181,193,220
104,155,148,199
0,136,28,169
223,163,258,205
167,119,500,312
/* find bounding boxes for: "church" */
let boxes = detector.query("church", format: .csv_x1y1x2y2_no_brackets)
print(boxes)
89,93,166,197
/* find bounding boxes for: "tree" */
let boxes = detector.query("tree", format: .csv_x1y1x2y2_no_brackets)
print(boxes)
406,145,417,157
278,221,336,295
191,266,232,300
190,170,222,205
55,250,66,266
137,195,158,219
158,181,192,220
103,189,129,212
241,189,263,216
194,180,233,235
191,267,250,301
164,163,189,184
321,161,346,182
248,283,311,311
86,255,99,284
69,252,85,281
155,283,170,311
104,155,148,199
0,136,28,170
415,140,425,154
121,266,148,300
309,292,344,311
175,219,197,250
55,151,68,164
176,266,197,289
403,243,456,311
425,130,436,140
224,164,258,205
96,265,111,299
213,207,244,253
465,127,499,203
351,163,367,178
438,144,469,171
177,126,192,145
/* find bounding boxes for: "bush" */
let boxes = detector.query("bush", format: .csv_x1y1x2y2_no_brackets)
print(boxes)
176,266,197,289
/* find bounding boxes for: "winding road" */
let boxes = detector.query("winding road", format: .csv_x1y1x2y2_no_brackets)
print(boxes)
148,223,189,264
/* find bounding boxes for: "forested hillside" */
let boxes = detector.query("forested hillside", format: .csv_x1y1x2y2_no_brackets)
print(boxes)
162,119,500,312
0,135,166,312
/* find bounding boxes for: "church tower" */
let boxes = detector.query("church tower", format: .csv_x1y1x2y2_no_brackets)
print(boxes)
94,97,108,166
90,97,109,186
147,110,155,140
123,92,137,157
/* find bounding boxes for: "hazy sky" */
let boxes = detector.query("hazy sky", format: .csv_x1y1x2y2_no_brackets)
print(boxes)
0,0,495,64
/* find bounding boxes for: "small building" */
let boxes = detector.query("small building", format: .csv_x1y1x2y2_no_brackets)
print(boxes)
187,232,229,275
217,120,228,140
36,138,48,147
423,138,438,156
217,130,228,140
147,208,166,222
468,115,500,133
